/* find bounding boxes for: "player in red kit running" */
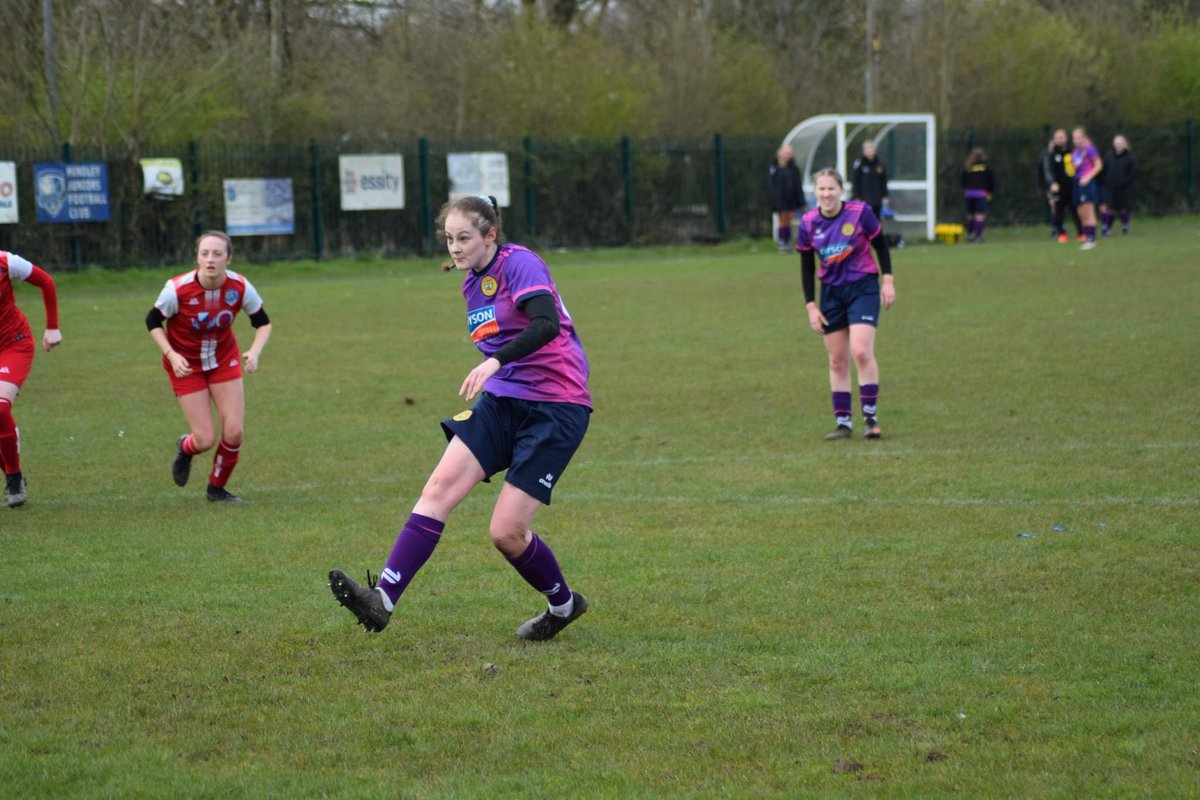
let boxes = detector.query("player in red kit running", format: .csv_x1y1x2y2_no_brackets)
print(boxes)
0,251,63,507
145,231,272,502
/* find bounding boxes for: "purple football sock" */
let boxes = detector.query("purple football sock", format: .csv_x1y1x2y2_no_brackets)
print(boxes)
832,391,852,425
1101,211,1113,232
378,513,444,606
1120,210,1130,231
1084,225,1096,242
778,226,791,246
860,383,879,420
507,533,572,608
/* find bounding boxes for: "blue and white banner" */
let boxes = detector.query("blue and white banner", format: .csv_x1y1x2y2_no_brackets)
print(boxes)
34,162,110,223
339,154,405,211
0,162,17,224
447,152,510,207
223,178,295,236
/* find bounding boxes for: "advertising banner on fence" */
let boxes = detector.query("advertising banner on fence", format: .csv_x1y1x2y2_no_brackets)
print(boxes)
223,178,295,236
141,158,184,198
339,154,405,211
34,162,110,223
0,162,17,224
447,152,510,207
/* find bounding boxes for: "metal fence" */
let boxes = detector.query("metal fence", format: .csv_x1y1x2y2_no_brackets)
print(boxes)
0,120,1195,270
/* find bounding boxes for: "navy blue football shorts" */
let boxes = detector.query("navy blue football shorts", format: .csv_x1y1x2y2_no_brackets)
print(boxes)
441,391,591,505
964,196,989,215
819,274,881,334
1074,181,1100,205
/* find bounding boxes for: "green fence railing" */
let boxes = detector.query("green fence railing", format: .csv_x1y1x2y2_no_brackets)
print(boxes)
0,120,1194,270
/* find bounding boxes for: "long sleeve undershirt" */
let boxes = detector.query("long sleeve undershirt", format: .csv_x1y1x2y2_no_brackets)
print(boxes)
492,293,559,365
25,266,59,329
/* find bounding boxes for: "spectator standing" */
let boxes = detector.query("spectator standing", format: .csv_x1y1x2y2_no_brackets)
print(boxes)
850,140,890,220
1101,134,1136,236
1040,128,1083,243
962,147,995,243
768,144,807,253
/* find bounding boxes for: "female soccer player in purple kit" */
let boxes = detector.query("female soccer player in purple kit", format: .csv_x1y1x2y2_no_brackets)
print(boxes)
329,196,591,641
1071,127,1104,250
798,168,895,440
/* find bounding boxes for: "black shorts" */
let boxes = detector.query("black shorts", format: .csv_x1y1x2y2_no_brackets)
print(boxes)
441,392,590,505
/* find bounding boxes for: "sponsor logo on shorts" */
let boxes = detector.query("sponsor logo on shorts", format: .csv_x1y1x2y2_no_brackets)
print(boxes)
0,367,9,374
480,276,498,297
467,305,499,342
453,410,473,421
538,472,554,489
860,315,875,323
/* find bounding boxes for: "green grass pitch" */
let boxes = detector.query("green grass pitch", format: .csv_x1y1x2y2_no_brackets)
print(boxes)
1,219,1197,797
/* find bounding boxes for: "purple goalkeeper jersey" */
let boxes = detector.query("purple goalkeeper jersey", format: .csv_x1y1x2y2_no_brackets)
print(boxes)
796,200,882,286
463,243,591,408
1072,144,1101,184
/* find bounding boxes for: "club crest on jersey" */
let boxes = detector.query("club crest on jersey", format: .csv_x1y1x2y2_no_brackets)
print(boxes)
467,305,499,342
841,223,856,237
225,289,240,305
480,276,498,297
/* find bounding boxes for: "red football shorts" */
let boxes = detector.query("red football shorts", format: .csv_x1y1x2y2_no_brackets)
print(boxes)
0,335,36,387
165,353,244,396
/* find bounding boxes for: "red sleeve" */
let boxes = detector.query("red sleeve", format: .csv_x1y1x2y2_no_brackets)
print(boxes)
24,266,59,329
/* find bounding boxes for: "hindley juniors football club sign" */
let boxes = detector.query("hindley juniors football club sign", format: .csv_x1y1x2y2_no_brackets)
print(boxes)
339,154,405,211
34,162,110,223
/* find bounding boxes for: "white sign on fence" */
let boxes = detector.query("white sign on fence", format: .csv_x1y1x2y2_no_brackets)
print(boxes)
339,154,405,211
0,162,17,224
447,152,510,207
223,178,295,236
141,158,185,198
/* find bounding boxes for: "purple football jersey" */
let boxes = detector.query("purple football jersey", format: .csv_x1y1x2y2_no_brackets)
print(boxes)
462,243,591,408
1072,144,1101,184
796,201,882,286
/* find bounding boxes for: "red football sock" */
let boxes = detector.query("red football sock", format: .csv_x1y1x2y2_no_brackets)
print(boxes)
208,439,241,488
0,399,19,475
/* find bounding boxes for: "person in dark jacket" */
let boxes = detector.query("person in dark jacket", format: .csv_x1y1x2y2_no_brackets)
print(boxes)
768,144,806,252
1039,128,1083,243
1101,135,1135,236
962,147,995,243
850,140,890,220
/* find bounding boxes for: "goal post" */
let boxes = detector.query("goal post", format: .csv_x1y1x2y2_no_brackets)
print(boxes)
775,113,937,243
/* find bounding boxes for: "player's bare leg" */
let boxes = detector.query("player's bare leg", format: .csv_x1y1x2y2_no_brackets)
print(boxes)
172,390,214,487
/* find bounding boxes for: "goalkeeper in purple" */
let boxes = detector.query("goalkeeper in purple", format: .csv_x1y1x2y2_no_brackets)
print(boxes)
329,195,592,641
798,168,896,440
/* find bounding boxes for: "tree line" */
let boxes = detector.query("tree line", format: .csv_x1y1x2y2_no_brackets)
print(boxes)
1,0,1198,161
